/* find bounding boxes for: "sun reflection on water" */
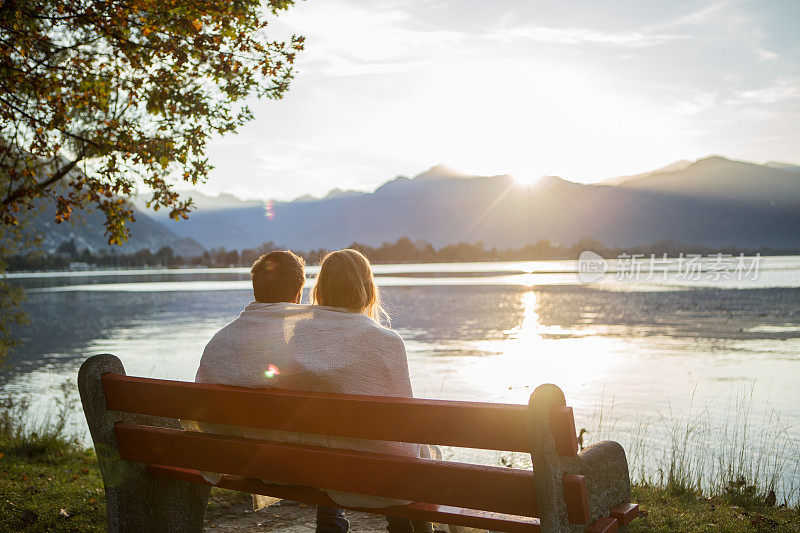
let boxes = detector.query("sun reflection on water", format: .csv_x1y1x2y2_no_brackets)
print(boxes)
459,290,623,404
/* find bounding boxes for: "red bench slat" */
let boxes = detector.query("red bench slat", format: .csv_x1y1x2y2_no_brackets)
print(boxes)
562,474,590,524
103,374,531,452
610,502,639,526
586,516,619,533
549,406,578,457
115,423,539,518
148,465,541,532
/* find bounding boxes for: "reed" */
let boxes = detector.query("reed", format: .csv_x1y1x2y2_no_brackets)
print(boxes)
582,385,800,507
0,380,79,458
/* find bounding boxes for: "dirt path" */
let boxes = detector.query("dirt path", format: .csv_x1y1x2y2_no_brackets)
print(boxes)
204,491,388,532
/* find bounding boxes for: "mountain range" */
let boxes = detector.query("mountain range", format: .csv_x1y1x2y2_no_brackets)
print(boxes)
16,198,205,257
137,156,800,252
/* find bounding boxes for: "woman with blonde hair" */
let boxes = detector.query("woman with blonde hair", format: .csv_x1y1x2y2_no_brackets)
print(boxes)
310,248,431,533
312,248,389,324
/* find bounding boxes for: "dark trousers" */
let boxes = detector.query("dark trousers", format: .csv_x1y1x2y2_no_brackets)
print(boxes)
316,506,433,533
386,514,434,533
316,506,349,533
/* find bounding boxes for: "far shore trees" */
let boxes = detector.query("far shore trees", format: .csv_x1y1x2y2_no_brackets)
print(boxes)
0,0,304,361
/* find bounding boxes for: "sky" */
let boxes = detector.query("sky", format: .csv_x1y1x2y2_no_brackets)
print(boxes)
198,0,800,201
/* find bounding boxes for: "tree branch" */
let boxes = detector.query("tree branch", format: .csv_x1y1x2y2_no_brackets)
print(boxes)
1,149,86,207
0,92,104,148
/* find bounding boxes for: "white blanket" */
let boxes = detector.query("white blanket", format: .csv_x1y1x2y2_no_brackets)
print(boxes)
184,301,420,508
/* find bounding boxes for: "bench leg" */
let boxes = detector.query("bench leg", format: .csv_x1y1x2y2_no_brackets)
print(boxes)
528,384,633,533
578,440,632,531
78,354,211,532
528,384,578,533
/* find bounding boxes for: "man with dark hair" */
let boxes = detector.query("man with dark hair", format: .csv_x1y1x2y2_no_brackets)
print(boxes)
195,249,307,389
193,250,348,532
250,250,306,304
248,251,356,533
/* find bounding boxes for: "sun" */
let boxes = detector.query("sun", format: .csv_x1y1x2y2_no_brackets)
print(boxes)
514,174,543,187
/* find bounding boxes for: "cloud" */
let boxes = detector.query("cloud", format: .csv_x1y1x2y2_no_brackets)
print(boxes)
273,0,465,77
658,0,778,63
668,92,718,115
665,0,740,28
313,54,432,77
493,25,686,48
728,77,800,105
754,48,778,62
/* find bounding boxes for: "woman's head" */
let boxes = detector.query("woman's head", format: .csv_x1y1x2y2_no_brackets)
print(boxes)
312,249,387,323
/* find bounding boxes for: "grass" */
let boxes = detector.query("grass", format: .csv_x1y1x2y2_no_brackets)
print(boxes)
1,384,799,532
630,484,800,533
0,387,106,531
0,440,105,531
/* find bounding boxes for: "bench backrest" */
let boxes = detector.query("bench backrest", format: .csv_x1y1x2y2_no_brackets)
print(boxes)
102,374,570,452
102,373,582,519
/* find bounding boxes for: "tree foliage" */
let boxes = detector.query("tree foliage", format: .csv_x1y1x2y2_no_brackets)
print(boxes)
0,0,302,363
0,221,32,366
0,0,304,244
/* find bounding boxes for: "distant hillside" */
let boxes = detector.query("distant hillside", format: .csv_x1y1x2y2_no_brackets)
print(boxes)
146,157,800,251
612,156,800,203
600,160,693,185
765,161,800,173
17,200,205,257
0,157,206,258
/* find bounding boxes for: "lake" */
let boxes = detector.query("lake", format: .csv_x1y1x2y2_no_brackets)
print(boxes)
3,257,800,496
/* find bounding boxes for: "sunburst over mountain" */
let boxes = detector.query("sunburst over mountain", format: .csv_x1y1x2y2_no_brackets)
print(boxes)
138,156,800,252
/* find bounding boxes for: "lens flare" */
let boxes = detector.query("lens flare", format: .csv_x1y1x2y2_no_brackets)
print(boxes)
264,364,280,378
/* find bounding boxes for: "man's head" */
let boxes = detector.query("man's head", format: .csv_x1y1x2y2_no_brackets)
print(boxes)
251,250,306,303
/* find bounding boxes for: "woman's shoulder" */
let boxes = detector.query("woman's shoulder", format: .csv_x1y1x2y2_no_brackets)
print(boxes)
355,318,405,348
307,305,405,345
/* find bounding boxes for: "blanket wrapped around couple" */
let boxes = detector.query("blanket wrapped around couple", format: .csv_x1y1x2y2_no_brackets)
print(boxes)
181,301,428,509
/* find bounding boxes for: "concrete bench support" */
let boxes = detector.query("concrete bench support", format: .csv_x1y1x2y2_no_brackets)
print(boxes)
529,384,631,532
78,354,210,532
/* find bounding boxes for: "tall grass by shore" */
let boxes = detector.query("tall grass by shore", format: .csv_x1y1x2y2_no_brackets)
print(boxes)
0,381,79,459
1,382,105,531
582,385,800,508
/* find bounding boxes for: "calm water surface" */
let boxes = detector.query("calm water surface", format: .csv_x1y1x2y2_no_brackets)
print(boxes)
3,257,800,491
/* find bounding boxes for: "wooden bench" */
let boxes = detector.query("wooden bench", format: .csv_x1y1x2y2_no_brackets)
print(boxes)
78,354,638,532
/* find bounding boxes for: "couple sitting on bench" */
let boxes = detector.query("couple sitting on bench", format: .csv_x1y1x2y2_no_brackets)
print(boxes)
187,248,434,533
